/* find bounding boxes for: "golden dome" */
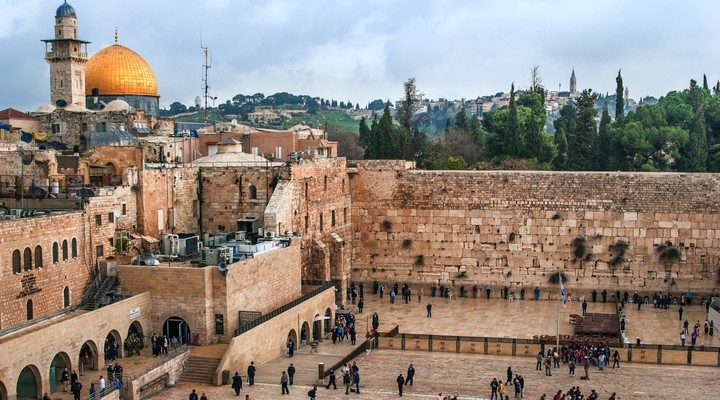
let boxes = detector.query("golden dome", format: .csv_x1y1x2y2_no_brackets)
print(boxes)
85,44,158,97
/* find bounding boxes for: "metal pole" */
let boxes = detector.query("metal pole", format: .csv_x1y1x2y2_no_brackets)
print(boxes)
556,271,561,351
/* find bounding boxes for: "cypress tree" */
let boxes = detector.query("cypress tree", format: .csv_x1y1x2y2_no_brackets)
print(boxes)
615,70,624,121
597,105,612,170
568,89,599,170
507,83,521,157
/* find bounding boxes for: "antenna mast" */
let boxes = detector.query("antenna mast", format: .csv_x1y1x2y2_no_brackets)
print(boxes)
201,40,211,124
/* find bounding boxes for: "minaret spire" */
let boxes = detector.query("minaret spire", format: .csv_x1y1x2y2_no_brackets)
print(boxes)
114,27,118,44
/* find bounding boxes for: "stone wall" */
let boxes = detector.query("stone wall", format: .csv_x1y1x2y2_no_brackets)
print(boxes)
137,167,198,237
85,186,138,261
213,287,336,385
0,293,152,400
198,165,269,235
118,243,301,344
286,158,353,294
0,211,91,328
349,161,720,296
124,348,190,400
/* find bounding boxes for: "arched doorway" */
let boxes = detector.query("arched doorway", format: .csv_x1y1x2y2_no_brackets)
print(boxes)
79,340,98,373
105,330,122,361
286,329,298,353
63,286,70,308
300,321,310,345
49,352,71,394
324,308,333,334
163,316,190,346
0,380,7,400
313,314,322,341
126,321,145,356
16,365,40,400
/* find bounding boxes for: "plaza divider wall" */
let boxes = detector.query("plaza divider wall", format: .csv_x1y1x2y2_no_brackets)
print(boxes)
374,330,720,367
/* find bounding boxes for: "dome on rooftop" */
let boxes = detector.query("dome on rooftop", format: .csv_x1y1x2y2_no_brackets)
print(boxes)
56,1,76,18
103,99,132,112
35,104,57,114
85,44,158,97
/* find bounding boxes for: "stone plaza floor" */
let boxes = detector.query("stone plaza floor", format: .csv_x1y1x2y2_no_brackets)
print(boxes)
156,292,718,400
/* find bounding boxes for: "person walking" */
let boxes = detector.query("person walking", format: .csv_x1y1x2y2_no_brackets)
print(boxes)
396,374,405,396
287,363,296,385
307,385,317,400
89,383,96,400
612,350,620,368
343,371,351,395
426,303,432,317
280,371,290,395
406,364,415,386
536,352,543,371
287,339,295,357
231,372,242,396
200,393,208,400
679,306,684,321
247,361,256,386
189,389,199,400
582,299,588,316
486,285,492,299
680,332,686,347
326,368,337,389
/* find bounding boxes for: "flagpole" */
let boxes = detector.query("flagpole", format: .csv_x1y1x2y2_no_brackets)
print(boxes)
556,271,561,351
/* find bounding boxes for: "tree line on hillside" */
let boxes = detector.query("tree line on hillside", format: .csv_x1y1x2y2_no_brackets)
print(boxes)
158,92,361,119
358,69,720,172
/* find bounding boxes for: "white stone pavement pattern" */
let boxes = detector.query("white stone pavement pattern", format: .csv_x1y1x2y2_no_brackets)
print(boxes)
156,294,719,400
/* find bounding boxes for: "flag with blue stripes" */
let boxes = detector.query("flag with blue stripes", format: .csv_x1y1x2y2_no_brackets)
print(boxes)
560,274,566,307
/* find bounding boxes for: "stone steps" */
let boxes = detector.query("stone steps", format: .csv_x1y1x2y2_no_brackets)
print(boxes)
178,356,221,384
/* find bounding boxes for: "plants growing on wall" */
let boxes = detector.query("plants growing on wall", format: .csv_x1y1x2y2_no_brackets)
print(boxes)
548,271,569,284
571,236,589,262
656,241,681,272
608,239,629,270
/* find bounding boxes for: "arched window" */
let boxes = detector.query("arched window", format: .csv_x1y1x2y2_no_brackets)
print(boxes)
27,299,33,320
12,249,21,273
23,248,32,271
62,240,68,261
52,242,59,263
248,184,257,200
63,286,70,308
34,246,43,268
71,238,78,258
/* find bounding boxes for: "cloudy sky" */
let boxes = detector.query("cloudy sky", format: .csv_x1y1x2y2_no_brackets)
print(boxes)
0,0,717,112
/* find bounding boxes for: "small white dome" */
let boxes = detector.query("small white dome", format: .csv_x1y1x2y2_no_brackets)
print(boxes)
103,99,132,112
35,104,57,113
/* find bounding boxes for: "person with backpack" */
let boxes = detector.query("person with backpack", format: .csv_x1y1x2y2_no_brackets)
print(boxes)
307,385,317,400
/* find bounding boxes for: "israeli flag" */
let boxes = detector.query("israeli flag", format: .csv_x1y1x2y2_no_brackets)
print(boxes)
560,274,566,307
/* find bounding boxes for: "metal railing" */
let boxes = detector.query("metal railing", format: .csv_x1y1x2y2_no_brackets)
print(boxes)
233,281,335,336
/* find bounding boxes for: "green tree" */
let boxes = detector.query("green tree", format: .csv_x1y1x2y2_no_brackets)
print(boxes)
615,70,624,121
680,80,708,171
506,83,521,157
358,116,370,147
567,89,599,170
368,99,385,111
597,105,612,170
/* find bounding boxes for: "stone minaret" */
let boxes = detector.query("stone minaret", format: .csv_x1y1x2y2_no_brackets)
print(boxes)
42,1,90,107
624,86,629,104
569,68,577,96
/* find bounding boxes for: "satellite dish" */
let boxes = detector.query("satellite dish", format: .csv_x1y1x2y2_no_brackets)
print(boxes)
217,262,228,276
55,99,67,108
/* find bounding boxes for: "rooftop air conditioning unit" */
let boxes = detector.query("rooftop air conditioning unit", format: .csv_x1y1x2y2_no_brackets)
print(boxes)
235,231,246,241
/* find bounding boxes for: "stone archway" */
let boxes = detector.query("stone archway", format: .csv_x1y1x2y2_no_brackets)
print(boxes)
16,364,41,400
324,308,333,334
163,316,191,346
287,329,298,353
300,321,310,345
79,340,99,373
127,321,144,351
313,314,322,341
49,352,71,394
104,330,122,361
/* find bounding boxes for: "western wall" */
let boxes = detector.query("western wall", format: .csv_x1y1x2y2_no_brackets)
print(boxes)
348,161,720,297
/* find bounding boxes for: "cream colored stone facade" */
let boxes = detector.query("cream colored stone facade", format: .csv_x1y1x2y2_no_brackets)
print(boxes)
349,161,720,296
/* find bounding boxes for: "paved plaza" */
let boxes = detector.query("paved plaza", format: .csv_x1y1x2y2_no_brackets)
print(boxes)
158,292,718,400
42,291,718,400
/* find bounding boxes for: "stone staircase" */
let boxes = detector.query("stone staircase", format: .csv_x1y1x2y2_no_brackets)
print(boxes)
179,344,228,385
